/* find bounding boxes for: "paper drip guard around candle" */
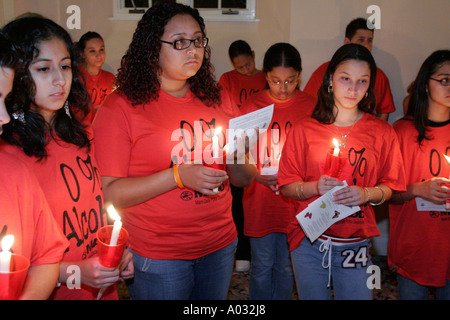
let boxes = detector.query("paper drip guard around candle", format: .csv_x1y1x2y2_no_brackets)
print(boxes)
324,139,347,178
96,205,128,300
444,154,450,210
0,235,30,300
98,205,128,268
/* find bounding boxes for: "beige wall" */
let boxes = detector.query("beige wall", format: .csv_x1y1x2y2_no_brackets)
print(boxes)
1,0,449,254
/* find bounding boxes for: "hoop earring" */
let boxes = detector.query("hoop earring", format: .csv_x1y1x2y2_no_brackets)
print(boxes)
12,111,26,124
328,84,333,94
64,101,72,119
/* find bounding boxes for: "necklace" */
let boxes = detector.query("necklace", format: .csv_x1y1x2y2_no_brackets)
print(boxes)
333,114,360,149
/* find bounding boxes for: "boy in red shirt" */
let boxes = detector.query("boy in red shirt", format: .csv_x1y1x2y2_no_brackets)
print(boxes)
304,18,395,121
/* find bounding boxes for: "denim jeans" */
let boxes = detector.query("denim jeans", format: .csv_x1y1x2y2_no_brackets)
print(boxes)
397,274,450,300
291,237,373,300
249,233,294,300
127,238,237,300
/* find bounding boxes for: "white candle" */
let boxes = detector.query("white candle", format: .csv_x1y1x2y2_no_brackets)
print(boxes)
213,127,222,159
332,138,340,157
107,205,122,246
0,235,14,273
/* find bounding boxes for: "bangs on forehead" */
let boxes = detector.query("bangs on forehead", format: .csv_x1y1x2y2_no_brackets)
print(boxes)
33,36,71,60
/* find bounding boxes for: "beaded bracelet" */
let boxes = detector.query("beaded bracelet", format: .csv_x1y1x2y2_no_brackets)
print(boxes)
369,186,385,206
173,164,185,189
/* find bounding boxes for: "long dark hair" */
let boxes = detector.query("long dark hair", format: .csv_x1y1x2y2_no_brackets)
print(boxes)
1,16,91,160
405,49,450,145
312,43,377,124
116,2,220,107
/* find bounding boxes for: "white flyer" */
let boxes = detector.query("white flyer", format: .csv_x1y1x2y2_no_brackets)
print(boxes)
228,104,274,155
415,197,446,211
296,181,361,242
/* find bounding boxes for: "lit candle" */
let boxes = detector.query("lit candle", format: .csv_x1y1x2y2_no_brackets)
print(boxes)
444,154,450,210
332,138,340,157
213,127,222,159
0,235,14,273
107,205,122,246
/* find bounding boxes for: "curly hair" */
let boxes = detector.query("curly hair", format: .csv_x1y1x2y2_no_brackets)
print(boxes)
312,43,377,124
1,16,91,160
115,2,221,107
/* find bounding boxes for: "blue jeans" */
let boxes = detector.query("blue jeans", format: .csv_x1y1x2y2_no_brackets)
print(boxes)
291,237,373,300
127,238,237,300
249,233,294,300
397,274,450,300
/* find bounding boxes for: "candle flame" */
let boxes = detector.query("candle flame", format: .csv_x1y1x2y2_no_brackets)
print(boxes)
444,154,450,166
1,235,14,252
223,144,229,153
214,127,222,136
107,205,121,222
333,138,339,148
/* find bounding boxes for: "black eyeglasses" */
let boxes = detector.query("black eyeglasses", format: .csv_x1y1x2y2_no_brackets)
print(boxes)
160,37,208,50
429,77,450,86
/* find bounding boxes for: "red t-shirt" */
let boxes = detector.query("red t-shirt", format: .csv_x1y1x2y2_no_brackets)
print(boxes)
303,61,396,115
80,67,115,108
0,151,68,267
219,69,267,108
389,118,450,286
0,128,117,300
240,89,315,237
92,89,240,260
278,113,406,251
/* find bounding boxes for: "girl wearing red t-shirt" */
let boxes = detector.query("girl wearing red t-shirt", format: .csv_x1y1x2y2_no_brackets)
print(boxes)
278,44,405,300
76,32,115,114
389,50,450,300
240,42,315,300
1,17,133,300
0,33,68,300
93,3,256,300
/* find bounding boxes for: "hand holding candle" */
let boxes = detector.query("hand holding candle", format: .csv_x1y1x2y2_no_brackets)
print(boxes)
0,235,14,273
96,205,129,300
